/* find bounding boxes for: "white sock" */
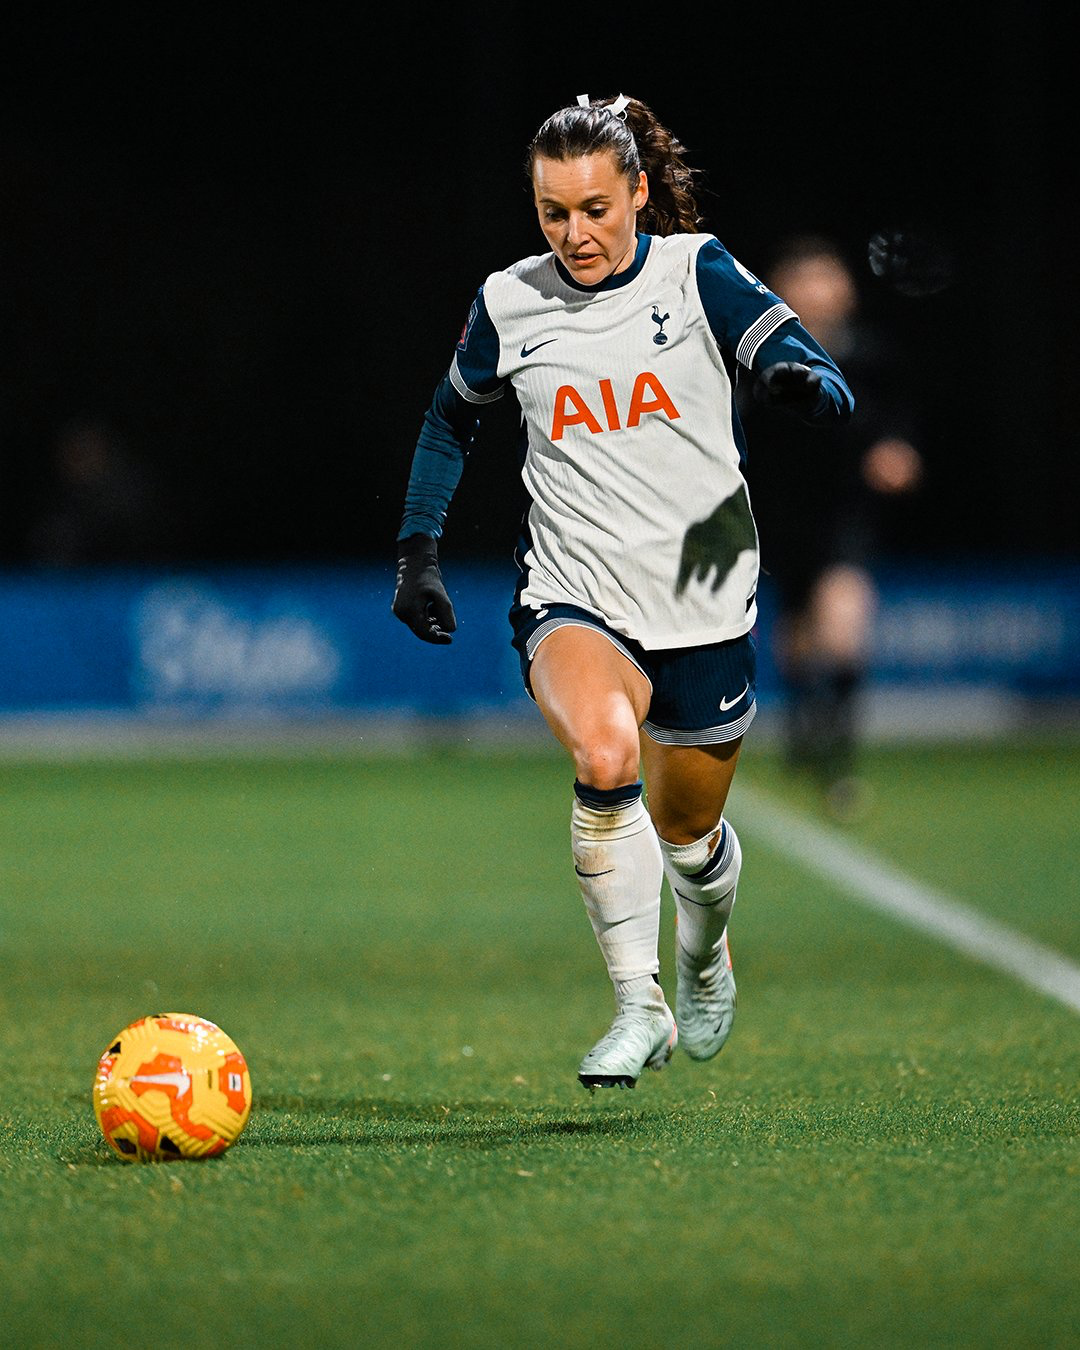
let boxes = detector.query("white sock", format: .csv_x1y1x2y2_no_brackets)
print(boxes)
571,784,663,1003
658,819,742,965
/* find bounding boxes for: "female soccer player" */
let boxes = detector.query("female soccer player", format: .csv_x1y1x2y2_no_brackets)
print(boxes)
392,94,853,1090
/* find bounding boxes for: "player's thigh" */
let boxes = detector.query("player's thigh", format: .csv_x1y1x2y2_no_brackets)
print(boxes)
530,625,652,785
640,735,743,845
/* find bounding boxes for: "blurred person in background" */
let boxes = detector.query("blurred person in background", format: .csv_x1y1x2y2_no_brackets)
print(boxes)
392,95,853,1092
27,416,170,565
740,236,923,819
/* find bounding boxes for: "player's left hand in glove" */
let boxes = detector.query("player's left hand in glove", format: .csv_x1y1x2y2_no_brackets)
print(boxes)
753,362,823,418
392,534,457,644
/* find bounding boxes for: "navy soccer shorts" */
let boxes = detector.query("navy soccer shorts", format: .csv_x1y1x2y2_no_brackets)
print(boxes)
509,601,756,746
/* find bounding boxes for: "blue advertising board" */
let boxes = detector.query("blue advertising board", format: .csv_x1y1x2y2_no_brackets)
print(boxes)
0,562,1077,721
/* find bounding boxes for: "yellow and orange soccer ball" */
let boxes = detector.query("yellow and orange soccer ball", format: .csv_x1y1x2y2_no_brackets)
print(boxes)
93,1013,252,1162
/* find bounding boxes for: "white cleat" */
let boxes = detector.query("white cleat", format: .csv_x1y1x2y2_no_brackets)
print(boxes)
675,929,736,1061
577,984,677,1091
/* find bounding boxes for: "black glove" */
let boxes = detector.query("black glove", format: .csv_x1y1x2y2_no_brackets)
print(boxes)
753,362,823,418
392,534,457,644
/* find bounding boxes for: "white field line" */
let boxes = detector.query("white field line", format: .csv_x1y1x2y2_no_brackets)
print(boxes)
735,783,1080,1016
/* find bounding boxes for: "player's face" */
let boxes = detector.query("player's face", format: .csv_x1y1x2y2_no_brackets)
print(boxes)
532,152,648,284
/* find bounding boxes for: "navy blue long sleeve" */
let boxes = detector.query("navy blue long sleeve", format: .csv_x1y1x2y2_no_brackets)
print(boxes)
397,374,478,542
693,238,853,427
753,324,855,426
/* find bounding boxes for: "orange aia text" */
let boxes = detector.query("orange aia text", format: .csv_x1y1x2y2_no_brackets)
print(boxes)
550,373,680,441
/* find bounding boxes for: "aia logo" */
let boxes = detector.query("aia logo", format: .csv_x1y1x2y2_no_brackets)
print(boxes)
651,305,670,345
551,372,680,441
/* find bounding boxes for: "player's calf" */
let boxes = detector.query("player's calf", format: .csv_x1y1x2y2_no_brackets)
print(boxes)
659,820,741,1061
572,779,675,1086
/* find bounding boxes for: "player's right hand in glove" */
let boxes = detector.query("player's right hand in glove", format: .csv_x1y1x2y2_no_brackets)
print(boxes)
753,362,824,418
392,534,457,644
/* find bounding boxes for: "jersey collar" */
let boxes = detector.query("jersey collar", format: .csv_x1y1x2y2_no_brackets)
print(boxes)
553,233,653,292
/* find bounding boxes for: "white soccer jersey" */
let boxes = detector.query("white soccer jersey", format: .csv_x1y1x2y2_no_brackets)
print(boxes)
440,232,833,649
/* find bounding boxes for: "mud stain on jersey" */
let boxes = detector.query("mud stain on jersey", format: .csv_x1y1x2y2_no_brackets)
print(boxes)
676,484,757,596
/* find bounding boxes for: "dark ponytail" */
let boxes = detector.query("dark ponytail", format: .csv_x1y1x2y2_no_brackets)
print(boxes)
526,95,703,236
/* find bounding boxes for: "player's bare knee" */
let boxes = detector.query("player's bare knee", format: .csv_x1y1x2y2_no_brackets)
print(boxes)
573,737,640,792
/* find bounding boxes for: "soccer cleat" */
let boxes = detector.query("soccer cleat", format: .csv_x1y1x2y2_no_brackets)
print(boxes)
577,984,677,1091
675,929,736,1061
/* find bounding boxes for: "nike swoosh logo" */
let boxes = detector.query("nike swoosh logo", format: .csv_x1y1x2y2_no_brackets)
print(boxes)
130,1071,192,1093
575,866,614,878
719,683,750,712
520,338,558,358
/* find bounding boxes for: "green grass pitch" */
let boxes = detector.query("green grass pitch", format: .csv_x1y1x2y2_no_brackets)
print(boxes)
1,737,1078,1348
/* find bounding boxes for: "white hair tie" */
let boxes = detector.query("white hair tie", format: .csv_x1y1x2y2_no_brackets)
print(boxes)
576,92,630,120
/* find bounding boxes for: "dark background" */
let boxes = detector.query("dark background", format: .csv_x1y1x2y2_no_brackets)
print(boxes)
1,5,1071,569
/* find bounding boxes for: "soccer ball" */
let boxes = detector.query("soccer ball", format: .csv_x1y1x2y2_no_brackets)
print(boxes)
93,1012,252,1162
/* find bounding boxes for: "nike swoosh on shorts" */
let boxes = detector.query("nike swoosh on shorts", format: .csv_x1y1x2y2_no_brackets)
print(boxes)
719,683,750,712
